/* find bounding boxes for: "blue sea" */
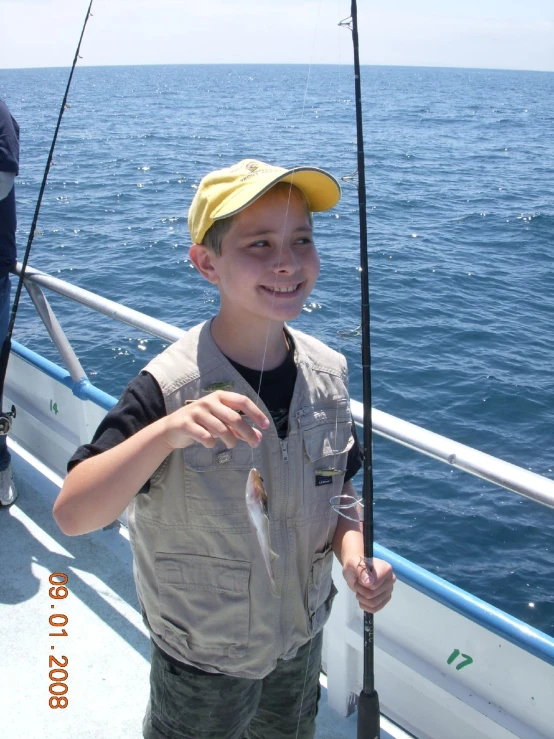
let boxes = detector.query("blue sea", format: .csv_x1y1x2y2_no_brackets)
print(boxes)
1,64,553,636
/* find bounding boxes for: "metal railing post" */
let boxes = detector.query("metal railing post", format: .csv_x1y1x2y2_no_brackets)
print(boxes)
24,280,87,383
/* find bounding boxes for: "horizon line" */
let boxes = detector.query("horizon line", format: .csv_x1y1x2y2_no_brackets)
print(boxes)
2,61,554,74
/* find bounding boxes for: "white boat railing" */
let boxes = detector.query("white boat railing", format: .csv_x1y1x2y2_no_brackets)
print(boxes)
16,262,554,510
8,263,554,738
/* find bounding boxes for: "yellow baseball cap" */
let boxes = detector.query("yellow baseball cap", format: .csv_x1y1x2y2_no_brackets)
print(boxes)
188,158,341,244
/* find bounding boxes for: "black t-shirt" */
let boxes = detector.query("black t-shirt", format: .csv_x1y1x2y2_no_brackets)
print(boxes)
0,99,19,277
226,334,298,439
68,341,363,486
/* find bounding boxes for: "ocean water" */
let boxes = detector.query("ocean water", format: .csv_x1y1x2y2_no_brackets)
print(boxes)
1,64,553,636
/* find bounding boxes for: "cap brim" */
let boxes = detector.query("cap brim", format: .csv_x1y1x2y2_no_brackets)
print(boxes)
212,166,341,222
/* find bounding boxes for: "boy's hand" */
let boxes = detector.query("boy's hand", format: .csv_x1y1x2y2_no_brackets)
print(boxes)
163,390,270,450
342,556,395,614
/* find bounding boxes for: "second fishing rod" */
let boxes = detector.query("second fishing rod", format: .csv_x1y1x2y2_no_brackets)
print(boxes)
0,0,94,424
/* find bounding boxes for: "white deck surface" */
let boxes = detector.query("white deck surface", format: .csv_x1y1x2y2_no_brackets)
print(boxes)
1,442,406,739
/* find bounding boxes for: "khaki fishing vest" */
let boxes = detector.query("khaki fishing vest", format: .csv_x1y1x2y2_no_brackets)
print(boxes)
127,320,354,679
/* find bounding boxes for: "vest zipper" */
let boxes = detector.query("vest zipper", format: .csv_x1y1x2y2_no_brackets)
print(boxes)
277,436,289,659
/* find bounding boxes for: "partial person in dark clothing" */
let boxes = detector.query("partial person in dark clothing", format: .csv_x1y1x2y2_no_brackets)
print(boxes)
0,99,19,506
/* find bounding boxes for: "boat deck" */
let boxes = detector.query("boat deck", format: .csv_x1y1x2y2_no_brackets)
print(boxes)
2,441,406,739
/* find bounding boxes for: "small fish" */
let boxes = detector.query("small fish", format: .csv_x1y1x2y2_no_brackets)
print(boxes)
202,381,234,393
245,468,280,598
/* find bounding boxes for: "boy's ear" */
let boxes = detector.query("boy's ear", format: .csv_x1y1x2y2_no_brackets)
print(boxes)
189,243,219,284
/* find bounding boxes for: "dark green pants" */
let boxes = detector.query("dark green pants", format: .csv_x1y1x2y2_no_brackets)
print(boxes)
142,631,323,739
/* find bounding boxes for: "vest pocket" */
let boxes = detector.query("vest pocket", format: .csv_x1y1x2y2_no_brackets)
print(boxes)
306,545,337,634
299,403,354,509
155,553,251,658
182,442,256,520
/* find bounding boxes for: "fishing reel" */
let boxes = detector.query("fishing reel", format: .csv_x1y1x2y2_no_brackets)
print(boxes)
0,405,16,435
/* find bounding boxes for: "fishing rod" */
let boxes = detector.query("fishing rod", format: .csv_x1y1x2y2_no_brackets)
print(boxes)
341,1,381,737
0,0,94,430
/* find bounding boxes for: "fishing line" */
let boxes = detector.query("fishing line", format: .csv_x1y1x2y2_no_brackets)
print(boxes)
250,0,323,453
244,18,326,729
293,5,366,736
300,3,379,737
253,0,324,408
329,2,364,525
0,0,94,426
237,3,370,736
227,1,343,734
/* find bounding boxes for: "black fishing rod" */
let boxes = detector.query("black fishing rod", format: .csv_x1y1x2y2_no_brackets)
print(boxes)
0,0,94,430
341,1,380,737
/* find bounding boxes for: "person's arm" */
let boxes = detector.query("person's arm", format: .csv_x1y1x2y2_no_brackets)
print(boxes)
0,171,15,201
55,417,176,536
332,480,395,613
331,481,364,563
53,390,269,537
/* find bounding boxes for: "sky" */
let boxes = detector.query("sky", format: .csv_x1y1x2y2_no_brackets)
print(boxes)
2,0,553,72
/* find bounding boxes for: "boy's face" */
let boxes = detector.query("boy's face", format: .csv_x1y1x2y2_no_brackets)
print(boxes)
195,186,320,326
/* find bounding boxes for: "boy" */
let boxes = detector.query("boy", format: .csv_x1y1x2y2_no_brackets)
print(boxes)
54,159,395,739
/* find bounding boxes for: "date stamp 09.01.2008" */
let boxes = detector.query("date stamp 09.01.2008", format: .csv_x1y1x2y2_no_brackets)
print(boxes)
48,572,69,709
